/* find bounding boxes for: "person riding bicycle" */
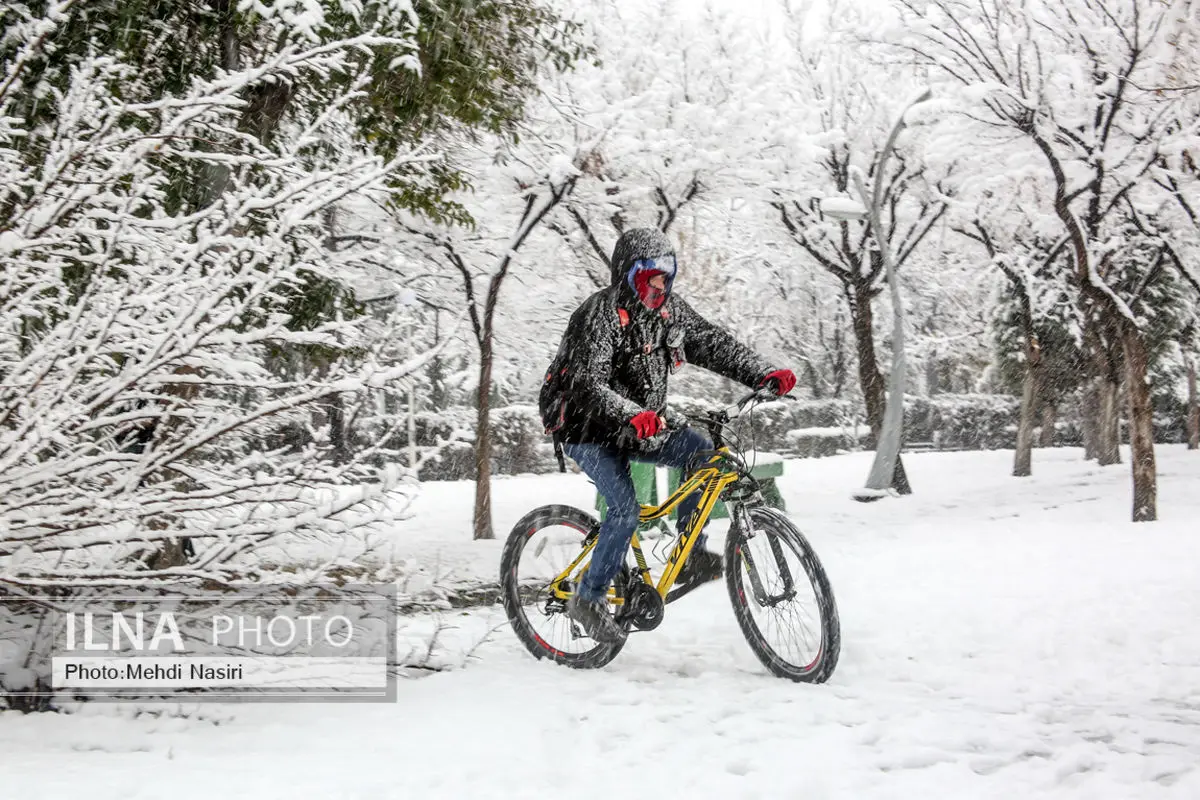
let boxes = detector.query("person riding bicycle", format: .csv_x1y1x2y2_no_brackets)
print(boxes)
538,227,796,643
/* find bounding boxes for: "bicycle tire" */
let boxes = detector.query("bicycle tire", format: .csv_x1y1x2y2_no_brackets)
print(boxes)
725,505,840,683
500,504,626,669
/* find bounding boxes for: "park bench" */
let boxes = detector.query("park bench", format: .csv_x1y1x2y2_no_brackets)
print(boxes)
596,452,786,523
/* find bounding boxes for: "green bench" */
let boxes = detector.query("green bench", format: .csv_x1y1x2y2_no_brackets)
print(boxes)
595,453,786,522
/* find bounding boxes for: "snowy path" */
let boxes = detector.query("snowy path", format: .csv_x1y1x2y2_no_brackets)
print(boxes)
4,447,1200,799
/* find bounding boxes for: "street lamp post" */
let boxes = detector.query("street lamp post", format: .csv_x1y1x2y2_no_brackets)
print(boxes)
822,88,932,499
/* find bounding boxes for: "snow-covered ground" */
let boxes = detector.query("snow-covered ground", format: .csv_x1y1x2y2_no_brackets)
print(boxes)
4,446,1200,799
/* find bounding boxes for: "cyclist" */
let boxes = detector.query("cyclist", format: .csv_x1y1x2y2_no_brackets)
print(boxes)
538,227,796,643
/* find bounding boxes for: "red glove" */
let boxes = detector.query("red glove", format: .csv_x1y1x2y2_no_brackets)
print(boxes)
629,410,665,439
760,369,796,396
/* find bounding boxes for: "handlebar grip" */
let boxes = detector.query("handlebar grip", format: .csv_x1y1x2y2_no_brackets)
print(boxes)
617,417,672,451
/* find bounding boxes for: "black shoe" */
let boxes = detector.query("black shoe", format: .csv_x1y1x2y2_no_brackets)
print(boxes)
677,548,724,587
567,593,626,644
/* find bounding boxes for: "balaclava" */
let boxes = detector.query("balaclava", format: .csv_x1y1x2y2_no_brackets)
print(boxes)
608,228,677,311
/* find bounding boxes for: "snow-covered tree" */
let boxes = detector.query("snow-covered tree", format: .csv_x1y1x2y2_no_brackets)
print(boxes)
547,1,783,265
0,7,444,593
769,0,952,492
940,156,1087,475
894,0,1200,520
388,144,580,540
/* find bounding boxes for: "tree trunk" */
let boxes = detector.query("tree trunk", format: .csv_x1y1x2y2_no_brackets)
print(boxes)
1187,358,1198,451
1002,271,1041,476
1121,327,1156,521
145,526,193,571
889,455,911,494
1039,401,1057,448
1013,358,1038,477
408,382,417,470
326,391,347,465
849,284,911,493
850,290,886,440
453,184,574,542
831,315,847,398
141,365,202,568
1028,130,1149,522
1080,381,1099,460
196,1,241,208
1081,313,1122,465
472,333,495,540
1086,307,1123,466
242,80,294,144
1097,377,1121,466
925,349,941,395
804,359,824,399
195,6,295,209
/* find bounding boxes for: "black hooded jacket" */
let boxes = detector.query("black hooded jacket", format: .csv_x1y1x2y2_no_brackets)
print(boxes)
539,228,776,450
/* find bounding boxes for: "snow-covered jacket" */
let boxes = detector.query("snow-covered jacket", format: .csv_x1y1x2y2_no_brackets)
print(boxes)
539,232,776,450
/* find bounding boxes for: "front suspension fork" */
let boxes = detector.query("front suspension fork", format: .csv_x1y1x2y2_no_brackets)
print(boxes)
731,503,797,607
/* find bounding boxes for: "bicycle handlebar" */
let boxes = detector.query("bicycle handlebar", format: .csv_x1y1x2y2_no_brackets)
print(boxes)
617,387,795,452
721,386,796,422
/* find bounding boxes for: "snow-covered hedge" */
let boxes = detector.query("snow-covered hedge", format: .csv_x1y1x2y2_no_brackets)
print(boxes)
394,406,558,480
786,427,873,459
905,394,1022,450
395,391,1198,481
391,394,1028,480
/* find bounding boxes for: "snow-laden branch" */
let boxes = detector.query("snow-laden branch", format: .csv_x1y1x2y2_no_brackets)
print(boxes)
0,12,441,589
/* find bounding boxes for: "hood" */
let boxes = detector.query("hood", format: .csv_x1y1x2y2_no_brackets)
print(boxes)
609,228,676,287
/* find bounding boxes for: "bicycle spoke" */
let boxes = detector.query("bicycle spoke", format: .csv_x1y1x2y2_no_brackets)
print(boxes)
730,512,835,678
508,517,616,656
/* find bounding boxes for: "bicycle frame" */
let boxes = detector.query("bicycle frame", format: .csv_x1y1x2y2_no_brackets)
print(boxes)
549,449,741,603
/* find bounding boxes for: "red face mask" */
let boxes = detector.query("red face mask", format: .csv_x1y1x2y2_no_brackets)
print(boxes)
632,269,668,309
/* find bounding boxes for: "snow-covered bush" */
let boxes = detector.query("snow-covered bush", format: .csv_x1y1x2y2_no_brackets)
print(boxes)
490,405,556,476
906,395,1021,450
402,405,556,480
786,427,871,459
789,399,863,431
0,12,435,594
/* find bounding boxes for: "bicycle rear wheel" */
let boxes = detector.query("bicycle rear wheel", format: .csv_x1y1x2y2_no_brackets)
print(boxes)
725,506,840,683
500,504,626,669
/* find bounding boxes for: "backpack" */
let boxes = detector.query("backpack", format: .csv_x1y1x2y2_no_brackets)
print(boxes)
538,305,634,471
539,337,583,472
538,355,570,438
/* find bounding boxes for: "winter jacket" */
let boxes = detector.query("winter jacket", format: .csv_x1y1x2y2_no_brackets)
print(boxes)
539,230,776,451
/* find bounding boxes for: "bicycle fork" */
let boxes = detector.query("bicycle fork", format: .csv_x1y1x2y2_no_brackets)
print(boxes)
731,503,797,607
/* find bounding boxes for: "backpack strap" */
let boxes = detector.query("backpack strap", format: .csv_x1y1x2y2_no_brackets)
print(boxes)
553,435,566,472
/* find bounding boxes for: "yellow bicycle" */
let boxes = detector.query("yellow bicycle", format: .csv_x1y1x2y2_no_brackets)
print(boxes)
499,389,840,683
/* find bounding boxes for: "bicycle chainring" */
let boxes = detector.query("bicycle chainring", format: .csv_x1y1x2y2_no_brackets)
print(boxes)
619,580,665,631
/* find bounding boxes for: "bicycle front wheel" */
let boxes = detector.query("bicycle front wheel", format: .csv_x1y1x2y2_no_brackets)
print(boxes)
725,506,840,683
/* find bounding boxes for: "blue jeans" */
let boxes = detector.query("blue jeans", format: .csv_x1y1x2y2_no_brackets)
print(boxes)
564,426,713,602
